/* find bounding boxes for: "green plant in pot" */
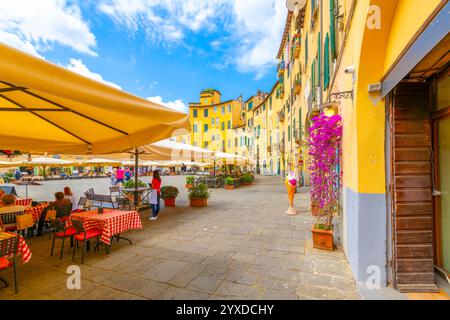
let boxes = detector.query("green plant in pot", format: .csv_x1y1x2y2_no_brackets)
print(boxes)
188,183,210,207
242,173,253,185
224,176,235,190
185,176,195,189
161,186,179,207
122,179,148,204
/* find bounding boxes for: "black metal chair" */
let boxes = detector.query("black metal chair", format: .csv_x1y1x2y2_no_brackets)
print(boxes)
0,210,24,232
0,234,19,294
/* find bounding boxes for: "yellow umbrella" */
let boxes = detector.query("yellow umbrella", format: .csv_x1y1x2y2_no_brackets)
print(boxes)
77,158,122,167
0,43,190,155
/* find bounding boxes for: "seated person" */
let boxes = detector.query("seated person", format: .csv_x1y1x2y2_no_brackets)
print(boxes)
0,194,25,231
0,189,5,206
37,192,72,236
0,194,25,213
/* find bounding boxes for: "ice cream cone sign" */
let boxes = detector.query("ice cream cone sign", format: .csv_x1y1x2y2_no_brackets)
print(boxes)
285,169,298,216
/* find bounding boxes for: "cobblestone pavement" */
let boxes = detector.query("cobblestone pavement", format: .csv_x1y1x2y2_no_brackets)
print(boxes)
0,175,360,300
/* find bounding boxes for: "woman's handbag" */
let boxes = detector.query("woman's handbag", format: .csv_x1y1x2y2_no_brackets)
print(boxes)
45,209,57,222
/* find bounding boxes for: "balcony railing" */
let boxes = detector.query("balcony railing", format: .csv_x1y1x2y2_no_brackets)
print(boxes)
277,109,285,123
276,85,285,99
277,60,285,77
292,34,301,59
293,74,302,95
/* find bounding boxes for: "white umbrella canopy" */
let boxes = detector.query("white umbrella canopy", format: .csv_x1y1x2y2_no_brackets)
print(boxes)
20,156,75,166
0,160,22,168
77,158,122,166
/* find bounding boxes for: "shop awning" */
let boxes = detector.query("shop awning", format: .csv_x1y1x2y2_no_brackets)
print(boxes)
0,43,190,155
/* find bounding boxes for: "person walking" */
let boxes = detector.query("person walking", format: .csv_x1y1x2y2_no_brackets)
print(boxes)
111,167,117,186
116,167,124,187
149,170,161,221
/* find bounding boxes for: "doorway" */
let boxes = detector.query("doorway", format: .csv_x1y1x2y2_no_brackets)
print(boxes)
432,72,450,278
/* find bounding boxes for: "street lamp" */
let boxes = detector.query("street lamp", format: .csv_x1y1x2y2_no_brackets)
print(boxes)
286,0,306,15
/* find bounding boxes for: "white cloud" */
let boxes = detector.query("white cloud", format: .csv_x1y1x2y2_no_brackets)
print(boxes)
98,0,229,45
97,0,286,78
0,0,97,56
232,0,287,79
66,58,122,90
147,96,188,114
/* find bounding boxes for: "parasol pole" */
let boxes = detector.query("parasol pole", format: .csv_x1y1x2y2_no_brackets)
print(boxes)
134,148,139,207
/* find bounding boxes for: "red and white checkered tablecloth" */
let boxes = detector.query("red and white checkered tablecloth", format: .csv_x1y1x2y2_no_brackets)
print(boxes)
0,232,32,264
70,209,142,245
15,198,32,206
24,204,48,223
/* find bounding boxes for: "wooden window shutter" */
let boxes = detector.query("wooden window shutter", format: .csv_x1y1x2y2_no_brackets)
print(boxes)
324,33,330,89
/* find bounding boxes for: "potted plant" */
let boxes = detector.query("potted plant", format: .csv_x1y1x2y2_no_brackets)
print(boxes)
224,176,235,190
242,173,253,186
185,176,195,189
123,179,148,203
188,183,210,207
308,113,342,251
160,186,179,207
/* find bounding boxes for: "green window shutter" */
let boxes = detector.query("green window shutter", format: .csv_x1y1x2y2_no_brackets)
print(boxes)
330,0,337,59
317,32,321,85
288,126,291,141
324,33,330,89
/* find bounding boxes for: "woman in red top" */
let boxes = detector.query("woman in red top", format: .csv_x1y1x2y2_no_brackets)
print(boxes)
149,170,162,220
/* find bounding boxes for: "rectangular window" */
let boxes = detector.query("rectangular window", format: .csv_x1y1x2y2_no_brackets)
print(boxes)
263,103,266,111
227,120,231,129
222,106,225,115
221,122,225,130
204,124,208,132
193,109,198,118
248,101,253,110
228,105,231,113
211,117,215,125
288,126,291,141
204,109,208,117
269,97,272,110
214,106,217,113
193,124,197,132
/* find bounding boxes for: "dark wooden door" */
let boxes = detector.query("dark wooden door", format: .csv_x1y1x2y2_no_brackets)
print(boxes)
390,82,439,292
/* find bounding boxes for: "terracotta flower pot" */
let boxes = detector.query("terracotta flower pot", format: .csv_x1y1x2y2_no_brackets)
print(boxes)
185,184,193,189
190,198,208,207
224,185,235,190
164,198,176,207
242,182,251,186
311,203,320,216
312,226,334,251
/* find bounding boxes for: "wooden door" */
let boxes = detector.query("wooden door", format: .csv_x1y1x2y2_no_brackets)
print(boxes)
390,82,439,292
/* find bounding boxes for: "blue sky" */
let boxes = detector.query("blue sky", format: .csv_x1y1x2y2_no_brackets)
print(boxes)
0,0,287,113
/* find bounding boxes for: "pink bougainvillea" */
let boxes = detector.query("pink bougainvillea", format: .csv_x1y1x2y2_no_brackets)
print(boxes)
308,113,342,229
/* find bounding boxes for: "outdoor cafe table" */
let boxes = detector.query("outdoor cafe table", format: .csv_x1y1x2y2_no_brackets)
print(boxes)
119,187,152,208
69,209,142,248
0,231,31,264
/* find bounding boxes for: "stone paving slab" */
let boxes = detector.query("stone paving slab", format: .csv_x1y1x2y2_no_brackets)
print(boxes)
0,176,360,300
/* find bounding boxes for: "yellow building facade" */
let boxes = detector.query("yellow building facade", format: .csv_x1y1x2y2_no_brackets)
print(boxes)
274,0,449,293
182,0,449,293
187,89,245,158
